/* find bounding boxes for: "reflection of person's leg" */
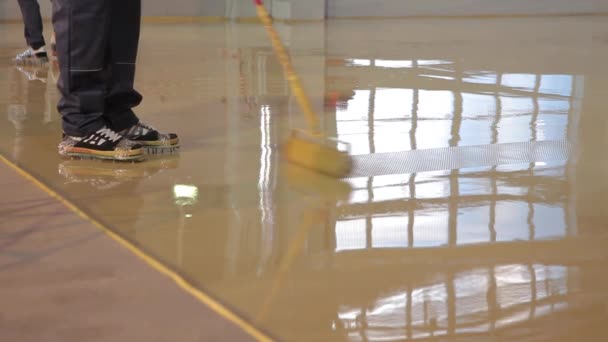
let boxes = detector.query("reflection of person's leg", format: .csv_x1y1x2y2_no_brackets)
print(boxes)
15,0,48,64
52,0,143,161
6,64,55,162
105,0,180,150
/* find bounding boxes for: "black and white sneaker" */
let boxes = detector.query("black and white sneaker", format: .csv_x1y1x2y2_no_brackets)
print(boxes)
14,46,49,65
58,126,144,161
119,121,179,153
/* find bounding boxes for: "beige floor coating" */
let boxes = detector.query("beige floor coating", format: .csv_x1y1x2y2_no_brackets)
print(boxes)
1,16,608,341
0,162,254,341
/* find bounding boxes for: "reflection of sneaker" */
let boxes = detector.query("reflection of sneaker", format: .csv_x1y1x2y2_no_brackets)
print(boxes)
16,65,48,83
58,126,144,161
14,46,49,65
51,33,57,57
119,121,179,153
58,156,179,190
58,162,140,190
49,59,60,85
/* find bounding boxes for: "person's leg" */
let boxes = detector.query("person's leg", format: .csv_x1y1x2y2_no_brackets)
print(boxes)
50,0,57,56
15,0,47,64
105,0,179,150
52,0,143,160
16,0,45,49
103,0,142,132
53,0,110,137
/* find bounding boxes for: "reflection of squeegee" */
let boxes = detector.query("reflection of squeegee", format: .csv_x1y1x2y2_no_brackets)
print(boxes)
255,166,352,322
253,0,353,178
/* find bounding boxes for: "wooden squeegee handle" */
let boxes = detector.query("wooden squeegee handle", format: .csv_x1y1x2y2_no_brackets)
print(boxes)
253,0,320,133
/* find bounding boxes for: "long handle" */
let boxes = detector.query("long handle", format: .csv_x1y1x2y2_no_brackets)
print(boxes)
253,0,320,133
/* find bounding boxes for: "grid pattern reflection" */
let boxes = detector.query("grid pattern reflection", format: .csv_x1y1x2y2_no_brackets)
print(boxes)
324,57,581,339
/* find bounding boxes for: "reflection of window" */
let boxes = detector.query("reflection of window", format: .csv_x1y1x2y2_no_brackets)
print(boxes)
500,96,534,115
335,219,366,251
347,58,371,66
540,75,573,96
415,120,453,149
412,171,451,199
371,217,408,248
418,90,453,118
371,174,411,200
411,284,448,339
496,116,534,143
337,265,571,337
372,184,410,201
335,212,449,250
374,88,412,119
495,202,530,241
463,93,496,118
337,89,370,121
533,204,567,239
463,72,497,85
457,206,492,244
332,60,576,251
454,270,490,327
375,59,413,68
418,59,453,66
459,119,494,146
496,265,533,306
501,73,536,91
337,90,371,155
539,98,570,114
413,213,449,247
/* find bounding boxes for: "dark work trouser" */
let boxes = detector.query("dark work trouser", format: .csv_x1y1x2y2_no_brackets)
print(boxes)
52,0,142,137
17,0,46,49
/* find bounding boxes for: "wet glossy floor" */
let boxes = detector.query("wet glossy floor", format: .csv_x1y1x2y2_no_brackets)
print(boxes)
2,16,608,341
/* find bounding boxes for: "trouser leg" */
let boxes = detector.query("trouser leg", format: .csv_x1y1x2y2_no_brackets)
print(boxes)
16,0,46,49
104,0,142,132
52,0,111,136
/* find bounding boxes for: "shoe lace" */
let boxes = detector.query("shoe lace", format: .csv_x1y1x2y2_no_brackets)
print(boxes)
123,122,156,137
16,49,33,59
138,122,156,132
96,127,122,142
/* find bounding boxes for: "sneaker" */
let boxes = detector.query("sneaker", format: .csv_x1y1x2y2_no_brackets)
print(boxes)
119,121,179,152
14,46,49,65
58,126,144,161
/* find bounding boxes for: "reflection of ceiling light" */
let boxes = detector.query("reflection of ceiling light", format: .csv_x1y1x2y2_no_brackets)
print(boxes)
173,184,198,206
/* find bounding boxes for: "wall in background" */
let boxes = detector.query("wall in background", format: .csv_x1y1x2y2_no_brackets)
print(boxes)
1,0,606,20
0,0,225,20
0,0,53,20
326,0,608,18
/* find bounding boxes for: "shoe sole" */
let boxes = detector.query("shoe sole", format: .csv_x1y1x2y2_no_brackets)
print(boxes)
143,145,180,155
62,147,145,161
138,138,180,154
